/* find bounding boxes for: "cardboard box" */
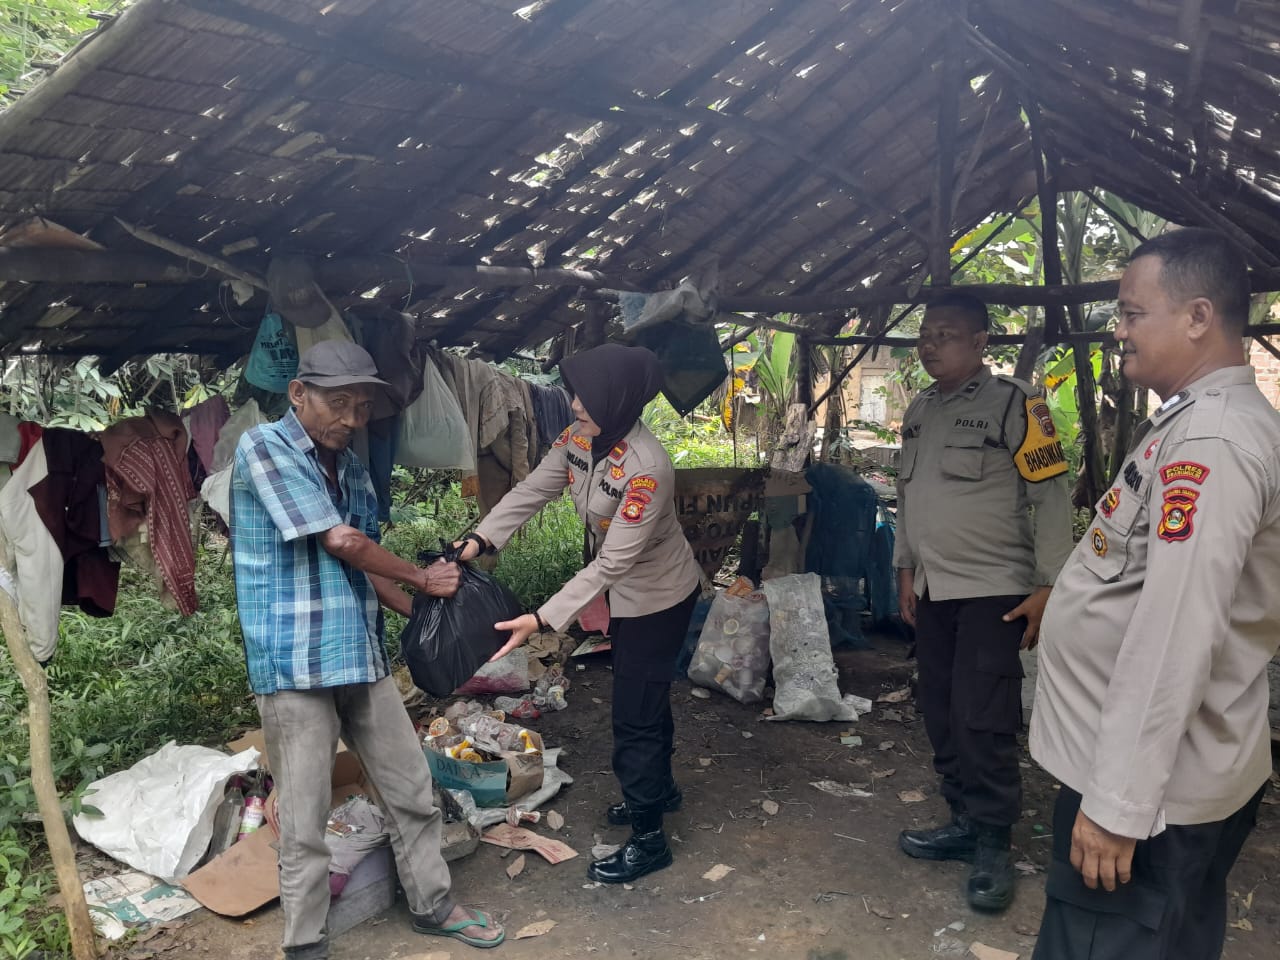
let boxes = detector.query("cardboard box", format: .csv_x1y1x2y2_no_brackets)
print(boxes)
424,733,544,808
180,730,372,916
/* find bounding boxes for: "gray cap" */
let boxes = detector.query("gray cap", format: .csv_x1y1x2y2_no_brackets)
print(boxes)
267,254,332,329
295,341,401,416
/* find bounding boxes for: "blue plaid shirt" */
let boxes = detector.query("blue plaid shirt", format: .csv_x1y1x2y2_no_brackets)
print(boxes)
230,410,388,694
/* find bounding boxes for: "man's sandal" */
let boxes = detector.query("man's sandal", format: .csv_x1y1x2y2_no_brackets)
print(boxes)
412,908,505,949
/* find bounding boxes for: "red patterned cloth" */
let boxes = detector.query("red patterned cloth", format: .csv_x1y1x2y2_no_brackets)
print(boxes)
102,412,198,615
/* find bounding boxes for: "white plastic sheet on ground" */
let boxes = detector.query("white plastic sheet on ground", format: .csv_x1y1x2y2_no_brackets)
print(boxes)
763,573,873,722
73,741,260,881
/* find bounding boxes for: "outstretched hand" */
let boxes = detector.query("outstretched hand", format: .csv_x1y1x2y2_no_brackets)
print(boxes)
419,558,461,597
491,613,540,661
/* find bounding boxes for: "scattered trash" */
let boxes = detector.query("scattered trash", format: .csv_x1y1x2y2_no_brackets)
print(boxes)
761,800,780,817
699,757,713,767
871,768,896,780
878,740,896,751
505,808,541,827
880,708,905,723
702,863,734,882
1014,860,1039,875
810,780,873,799
840,735,863,747
481,823,578,863
546,810,565,831
935,921,966,936
1229,918,1254,932
877,688,911,703
583,881,602,889
870,905,895,920
82,872,201,940
680,891,725,904
591,843,621,859
757,933,766,941
688,590,771,703
506,854,526,880
515,919,558,939
623,883,634,891
741,730,754,739
969,943,1020,960
898,789,927,803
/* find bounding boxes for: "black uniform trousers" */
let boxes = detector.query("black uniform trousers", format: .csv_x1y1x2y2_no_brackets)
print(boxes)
608,588,699,815
914,592,1025,827
1033,784,1266,960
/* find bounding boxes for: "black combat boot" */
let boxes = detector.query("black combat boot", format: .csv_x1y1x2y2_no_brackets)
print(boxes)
967,823,1015,911
605,785,682,825
586,808,673,884
898,812,977,862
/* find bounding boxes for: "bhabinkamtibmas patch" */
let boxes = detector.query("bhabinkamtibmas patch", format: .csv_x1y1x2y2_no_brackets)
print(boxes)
1014,396,1069,482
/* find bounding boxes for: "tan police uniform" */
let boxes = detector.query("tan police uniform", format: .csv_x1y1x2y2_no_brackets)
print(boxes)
475,419,701,633
893,365,1074,830
1029,364,1280,960
893,366,1075,599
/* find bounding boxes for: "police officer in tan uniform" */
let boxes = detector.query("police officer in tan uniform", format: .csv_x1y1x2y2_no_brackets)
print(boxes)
457,343,701,885
893,292,1074,911
1030,230,1280,960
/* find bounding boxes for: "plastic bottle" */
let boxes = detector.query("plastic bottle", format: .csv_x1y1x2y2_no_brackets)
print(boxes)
208,778,245,857
237,772,268,840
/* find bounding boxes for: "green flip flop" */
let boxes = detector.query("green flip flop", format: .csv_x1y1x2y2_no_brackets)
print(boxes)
413,908,505,949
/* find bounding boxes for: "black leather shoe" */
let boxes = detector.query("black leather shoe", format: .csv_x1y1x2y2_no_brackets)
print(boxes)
967,825,1015,912
605,786,682,825
898,814,977,862
586,829,673,884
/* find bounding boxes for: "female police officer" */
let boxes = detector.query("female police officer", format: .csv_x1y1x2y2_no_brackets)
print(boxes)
456,343,701,884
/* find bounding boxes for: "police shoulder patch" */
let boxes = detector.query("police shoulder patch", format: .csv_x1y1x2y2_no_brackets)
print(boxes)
1014,395,1068,482
553,427,571,447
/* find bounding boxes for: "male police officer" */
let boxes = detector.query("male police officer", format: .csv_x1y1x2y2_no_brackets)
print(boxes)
1030,229,1280,960
894,292,1074,911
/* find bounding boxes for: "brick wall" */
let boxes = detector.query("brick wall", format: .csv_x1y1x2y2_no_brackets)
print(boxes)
1249,341,1280,408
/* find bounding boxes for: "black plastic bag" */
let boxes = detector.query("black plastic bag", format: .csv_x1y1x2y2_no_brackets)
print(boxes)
400,546,525,697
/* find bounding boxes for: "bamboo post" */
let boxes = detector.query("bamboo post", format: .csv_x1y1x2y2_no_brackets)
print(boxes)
0,595,99,960
1025,101,1105,507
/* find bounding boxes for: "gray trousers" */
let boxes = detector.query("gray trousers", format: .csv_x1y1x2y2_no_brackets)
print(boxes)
256,677,455,952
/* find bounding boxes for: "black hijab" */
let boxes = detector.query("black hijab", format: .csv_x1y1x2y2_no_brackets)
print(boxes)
559,344,664,461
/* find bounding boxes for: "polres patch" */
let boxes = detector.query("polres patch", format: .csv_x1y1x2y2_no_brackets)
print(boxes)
628,474,659,494
1159,461,1210,485
1157,486,1200,543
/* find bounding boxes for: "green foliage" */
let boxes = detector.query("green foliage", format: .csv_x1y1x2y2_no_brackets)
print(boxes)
0,355,241,432
0,0,100,101
0,826,67,960
643,395,742,467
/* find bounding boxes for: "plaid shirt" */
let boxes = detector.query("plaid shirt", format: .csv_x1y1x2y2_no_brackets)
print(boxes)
230,410,387,694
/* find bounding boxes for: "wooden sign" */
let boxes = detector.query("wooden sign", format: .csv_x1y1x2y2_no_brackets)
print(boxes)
673,468,767,576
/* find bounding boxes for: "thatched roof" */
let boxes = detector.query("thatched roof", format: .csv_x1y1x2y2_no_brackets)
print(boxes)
0,0,1277,365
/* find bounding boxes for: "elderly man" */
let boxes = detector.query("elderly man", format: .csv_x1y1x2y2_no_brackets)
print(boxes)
894,292,1075,911
1030,229,1279,960
231,341,504,957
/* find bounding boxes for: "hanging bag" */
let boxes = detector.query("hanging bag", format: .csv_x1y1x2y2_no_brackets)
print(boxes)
243,313,298,393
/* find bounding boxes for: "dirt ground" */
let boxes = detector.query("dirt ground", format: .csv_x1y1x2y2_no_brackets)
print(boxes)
162,633,1279,960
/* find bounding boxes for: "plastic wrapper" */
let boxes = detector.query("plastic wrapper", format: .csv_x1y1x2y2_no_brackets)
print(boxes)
687,590,771,703
454,647,529,696
763,573,866,722
397,357,474,470
400,547,524,698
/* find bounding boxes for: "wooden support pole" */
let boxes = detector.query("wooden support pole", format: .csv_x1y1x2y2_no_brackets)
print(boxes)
929,13,965,285
0,595,99,960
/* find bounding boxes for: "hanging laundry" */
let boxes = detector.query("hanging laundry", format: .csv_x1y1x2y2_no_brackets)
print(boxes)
200,400,269,527
0,441,65,662
528,383,574,450
184,396,231,476
0,413,20,464
102,413,198,615
29,429,120,617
